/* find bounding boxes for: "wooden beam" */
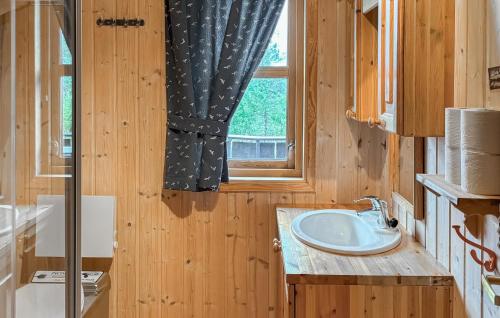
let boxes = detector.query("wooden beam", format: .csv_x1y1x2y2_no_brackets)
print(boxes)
413,137,425,219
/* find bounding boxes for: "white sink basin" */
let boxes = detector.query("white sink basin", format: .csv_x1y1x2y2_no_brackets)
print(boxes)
291,209,401,255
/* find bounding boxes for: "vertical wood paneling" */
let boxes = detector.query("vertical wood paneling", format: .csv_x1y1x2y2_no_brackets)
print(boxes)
414,0,429,133
246,193,258,318
397,137,415,202
482,215,500,318
38,7,49,179
454,0,468,107
254,193,271,318
442,4,500,313
424,138,437,256
15,7,29,205
26,5,49,203
114,0,139,316
103,0,391,315
486,0,500,109
292,192,316,205
348,286,365,317
161,191,184,318
358,126,389,200
402,0,415,133
0,14,11,187
394,139,498,318
7,0,391,316
136,0,165,316
450,205,467,318
81,0,95,195
427,0,446,131
436,197,451,270
371,286,394,318
314,0,338,204
335,0,364,204
418,2,500,317
93,0,117,196
270,193,292,318
92,1,118,316
294,285,451,318
465,215,483,318
204,193,227,318
226,193,249,317
465,0,486,106
183,193,206,318
455,0,500,111
444,0,455,109
16,0,486,316
394,150,499,318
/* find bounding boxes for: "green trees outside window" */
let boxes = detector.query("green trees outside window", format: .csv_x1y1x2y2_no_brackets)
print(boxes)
229,43,287,137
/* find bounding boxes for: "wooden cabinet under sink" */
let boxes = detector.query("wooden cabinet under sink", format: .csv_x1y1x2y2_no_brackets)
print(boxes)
284,283,452,318
350,0,455,136
277,206,453,318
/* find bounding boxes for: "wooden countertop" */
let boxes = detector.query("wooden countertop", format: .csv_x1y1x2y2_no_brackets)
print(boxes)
277,205,453,286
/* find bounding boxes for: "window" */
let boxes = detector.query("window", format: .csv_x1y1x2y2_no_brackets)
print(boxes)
58,30,73,158
228,0,305,178
49,22,72,170
35,7,73,177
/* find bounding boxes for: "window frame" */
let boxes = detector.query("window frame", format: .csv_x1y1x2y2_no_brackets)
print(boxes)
227,0,305,179
50,9,73,166
35,5,72,177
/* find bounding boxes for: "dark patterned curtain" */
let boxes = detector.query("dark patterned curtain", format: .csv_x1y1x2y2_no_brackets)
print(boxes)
164,0,285,192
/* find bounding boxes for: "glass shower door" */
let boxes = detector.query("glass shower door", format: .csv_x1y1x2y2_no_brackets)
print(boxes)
0,1,16,317
0,0,82,317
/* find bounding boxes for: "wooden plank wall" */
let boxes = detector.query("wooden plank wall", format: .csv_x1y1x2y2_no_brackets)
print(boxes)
0,11,14,314
393,2,500,318
395,141,500,318
87,0,392,316
14,5,69,209
294,284,452,318
13,0,392,317
0,12,12,202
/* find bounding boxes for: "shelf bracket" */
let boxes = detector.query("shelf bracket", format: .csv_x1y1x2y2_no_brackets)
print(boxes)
452,225,497,272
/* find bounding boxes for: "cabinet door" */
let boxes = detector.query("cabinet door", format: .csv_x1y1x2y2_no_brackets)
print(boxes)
378,0,403,133
350,0,379,123
379,0,453,136
283,283,295,318
293,285,451,317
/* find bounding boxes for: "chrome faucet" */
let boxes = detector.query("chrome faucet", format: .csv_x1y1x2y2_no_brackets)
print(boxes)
353,195,398,229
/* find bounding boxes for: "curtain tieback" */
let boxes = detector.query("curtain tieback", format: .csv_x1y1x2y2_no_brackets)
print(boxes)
168,115,229,137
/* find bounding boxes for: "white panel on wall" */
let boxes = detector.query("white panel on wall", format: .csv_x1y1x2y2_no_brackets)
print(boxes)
35,195,115,257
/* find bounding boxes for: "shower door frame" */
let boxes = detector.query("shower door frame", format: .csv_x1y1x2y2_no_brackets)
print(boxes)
2,0,83,316
8,0,17,317
65,0,82,317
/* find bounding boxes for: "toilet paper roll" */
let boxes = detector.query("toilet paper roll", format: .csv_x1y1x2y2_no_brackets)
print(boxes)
445,146,461,185
461,108,500,154
461,150,500,195
445,108,462,149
